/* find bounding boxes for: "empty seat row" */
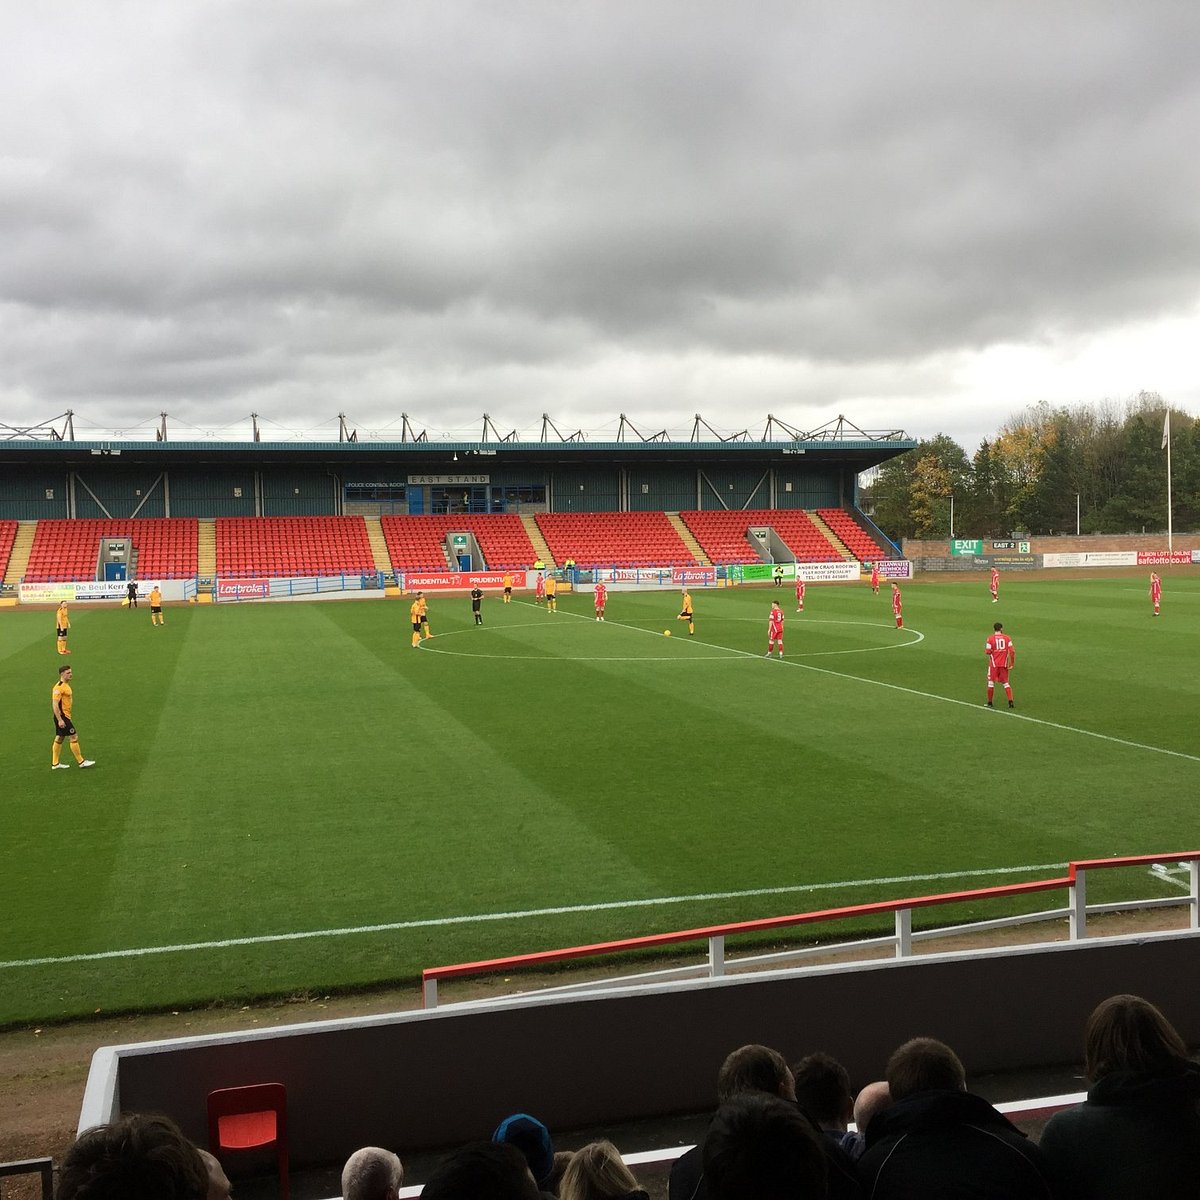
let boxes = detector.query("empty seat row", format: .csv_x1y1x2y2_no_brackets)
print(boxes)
0,520,17,579
215,518,375,577
535,512,696,568
816,508,889,562
679,510,844,563
26,519,199,581
381,515,538,571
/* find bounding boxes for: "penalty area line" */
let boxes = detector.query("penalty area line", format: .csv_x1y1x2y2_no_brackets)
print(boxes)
0,862,1065,971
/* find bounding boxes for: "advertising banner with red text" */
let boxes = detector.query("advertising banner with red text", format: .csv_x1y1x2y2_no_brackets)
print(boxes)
672,566,717,585
216,578,270,599
402,571,527,591
1136,551,1192,565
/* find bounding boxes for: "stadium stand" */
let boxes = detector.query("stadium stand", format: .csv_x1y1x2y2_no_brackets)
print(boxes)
817,508,891,562
679,509,843,563
381,515,537,571
535,511,696,567
24,519,199,581
0,520,17,580
215,517,376,579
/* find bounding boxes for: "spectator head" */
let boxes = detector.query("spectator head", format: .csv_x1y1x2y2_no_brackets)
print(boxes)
197,1152,230,1200
791,1052,854,1130
340,1147,403,1200
717,1044,796,1104
886,1038,967,1101
1084,993,1190,1081
421,1142,540,1200
546,1151,575,1195
493,1112,555,1187
702,1093,827,1200
57,1115,209,1200
852,1081,892,1135
558,1140,644,1200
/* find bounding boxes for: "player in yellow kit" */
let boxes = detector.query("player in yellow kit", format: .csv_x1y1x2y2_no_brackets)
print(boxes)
56,600,71,654
502,572,514,603
51,665,95,769
149,585,164,626
677,589,695,635
409,592,431,646
544,575,558,612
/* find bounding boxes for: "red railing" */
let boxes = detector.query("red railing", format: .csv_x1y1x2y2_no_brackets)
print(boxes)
421,851,1200,1008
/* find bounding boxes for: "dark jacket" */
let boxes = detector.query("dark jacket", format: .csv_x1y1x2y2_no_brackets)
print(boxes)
858,1089,1055,1199
1039,1063,1200,1199
669,1112,863,1200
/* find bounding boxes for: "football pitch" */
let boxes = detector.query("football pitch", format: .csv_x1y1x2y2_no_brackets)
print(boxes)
3,574,1198,1027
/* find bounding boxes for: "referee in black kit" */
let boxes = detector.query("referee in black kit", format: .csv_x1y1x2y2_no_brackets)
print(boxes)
470,586,484,625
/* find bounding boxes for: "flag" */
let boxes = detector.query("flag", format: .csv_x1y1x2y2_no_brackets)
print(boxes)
1162,412,1170,450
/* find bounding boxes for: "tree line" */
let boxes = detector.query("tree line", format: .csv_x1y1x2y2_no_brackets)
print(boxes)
863,393,1195,540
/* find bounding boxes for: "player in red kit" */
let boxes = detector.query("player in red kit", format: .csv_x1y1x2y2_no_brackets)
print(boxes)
891,584,903,628
990,567,1000,603
795,577,806,612
1150,572,1162,616
535,573,546,605
985,621,1015,708
870,563,880,594
594,581,607,621
765,600,785,658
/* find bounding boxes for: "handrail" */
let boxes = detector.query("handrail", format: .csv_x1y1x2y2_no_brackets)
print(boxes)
0,1159,55,1200
421,852,1200,1008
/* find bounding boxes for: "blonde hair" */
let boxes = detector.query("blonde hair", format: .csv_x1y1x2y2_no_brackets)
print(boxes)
558,1141,640,1200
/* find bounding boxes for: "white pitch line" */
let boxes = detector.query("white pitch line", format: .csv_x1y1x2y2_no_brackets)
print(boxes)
516,602,1199,760
0,862,1065,971
1148,866,1193,892
773,651,1200,764
507,601,917,661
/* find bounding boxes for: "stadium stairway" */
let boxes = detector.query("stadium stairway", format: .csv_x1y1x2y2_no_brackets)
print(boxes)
197,519,216,581
520,513,557,567
666,512,711,565
2,521,36,589
363,516,395,577
807,510,856,561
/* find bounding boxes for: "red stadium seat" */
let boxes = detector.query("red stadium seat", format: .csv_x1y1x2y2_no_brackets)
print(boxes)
207,1083,288,1200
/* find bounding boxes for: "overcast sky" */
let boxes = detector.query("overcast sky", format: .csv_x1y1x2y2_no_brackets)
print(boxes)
2,2,1198,449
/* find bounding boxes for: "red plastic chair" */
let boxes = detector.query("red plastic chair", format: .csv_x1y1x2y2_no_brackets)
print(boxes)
207,1082,289,1200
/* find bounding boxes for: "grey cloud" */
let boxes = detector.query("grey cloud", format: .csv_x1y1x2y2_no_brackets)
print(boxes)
1,1,1199,442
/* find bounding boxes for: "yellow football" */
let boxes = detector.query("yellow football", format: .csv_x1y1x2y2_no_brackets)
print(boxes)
663,629,671,636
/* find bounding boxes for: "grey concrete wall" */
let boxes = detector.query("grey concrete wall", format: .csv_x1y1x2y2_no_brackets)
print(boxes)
95,931,1200,1165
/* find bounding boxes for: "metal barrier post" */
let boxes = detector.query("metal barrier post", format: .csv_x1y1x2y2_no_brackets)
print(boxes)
422,977,438,1010
709,935,725,978
1069,869,1087,940
1191,858,1200,931
895,908,912,958
0,1159,54,1200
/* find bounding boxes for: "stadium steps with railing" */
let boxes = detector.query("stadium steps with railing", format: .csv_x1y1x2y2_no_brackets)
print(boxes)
666,512,712,565
807,511,856,561
520,513,557,567
196,518,216,582
363,516,395,576
2,520,36,589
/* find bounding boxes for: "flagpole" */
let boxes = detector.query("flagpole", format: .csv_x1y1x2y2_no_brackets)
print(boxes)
1164,411,1173,552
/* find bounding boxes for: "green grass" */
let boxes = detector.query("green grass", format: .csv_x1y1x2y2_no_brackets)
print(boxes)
2,575,1198,1026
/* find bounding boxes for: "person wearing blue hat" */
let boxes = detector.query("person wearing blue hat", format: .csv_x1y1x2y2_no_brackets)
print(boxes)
493,1113,556,1195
